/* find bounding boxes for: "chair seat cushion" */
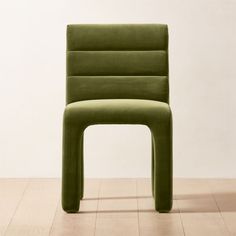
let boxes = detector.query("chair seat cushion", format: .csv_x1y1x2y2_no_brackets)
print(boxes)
64,99,171,127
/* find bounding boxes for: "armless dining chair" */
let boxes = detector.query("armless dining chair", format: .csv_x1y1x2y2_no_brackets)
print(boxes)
62,24,172,213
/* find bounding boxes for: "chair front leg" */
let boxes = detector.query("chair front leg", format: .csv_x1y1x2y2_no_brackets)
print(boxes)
151,117,172,213
79,133,84,200
62,123,83,213
151,136,155,198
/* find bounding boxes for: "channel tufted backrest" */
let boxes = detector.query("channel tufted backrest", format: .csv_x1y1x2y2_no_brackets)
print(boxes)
66,24,169,104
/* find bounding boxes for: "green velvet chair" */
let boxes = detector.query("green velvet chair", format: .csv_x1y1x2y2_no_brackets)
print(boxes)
62,24,172,213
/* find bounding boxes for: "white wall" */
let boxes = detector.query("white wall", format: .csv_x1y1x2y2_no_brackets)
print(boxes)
0,0,235,178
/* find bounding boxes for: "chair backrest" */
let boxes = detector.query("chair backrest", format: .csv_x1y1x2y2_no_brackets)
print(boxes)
66,24,169,104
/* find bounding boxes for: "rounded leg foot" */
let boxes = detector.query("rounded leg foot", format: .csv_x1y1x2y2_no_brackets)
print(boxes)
62,200,80,213
154,196,173,213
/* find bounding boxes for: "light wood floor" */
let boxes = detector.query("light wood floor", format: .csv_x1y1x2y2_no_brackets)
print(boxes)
1,179,236,236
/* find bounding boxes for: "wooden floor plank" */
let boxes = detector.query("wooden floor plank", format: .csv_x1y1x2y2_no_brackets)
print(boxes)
176,179,219,213
176,179,230,236
95,214,139,236
99,178,137,198
50,179,100,236
138,211,185,236
0,179,28,235
180,212,229,236
137,178,184,236
5,179,60,236
1,178,236,236
208,179,236,235
95,178,139,236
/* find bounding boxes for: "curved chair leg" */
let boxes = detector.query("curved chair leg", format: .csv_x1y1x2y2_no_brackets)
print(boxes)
151,136,155,197
62,124,83,213
151,117,172,213
79,133,84,200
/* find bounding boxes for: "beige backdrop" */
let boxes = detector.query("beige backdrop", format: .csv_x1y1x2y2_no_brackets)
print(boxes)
0,0,235,177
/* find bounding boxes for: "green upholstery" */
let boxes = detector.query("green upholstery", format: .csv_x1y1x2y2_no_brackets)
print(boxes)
67,76,169,104
62,24,172,213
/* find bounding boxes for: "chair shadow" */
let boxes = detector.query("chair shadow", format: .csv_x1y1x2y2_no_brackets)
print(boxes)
77,192,236,214
175,191,236,213
84,196,152,200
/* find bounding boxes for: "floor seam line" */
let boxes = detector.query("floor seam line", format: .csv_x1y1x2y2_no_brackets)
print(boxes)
176,199,186,236
206,180,232,236
94,179,102,236
48,190,61,235
4,178,31,236
136,179,141,236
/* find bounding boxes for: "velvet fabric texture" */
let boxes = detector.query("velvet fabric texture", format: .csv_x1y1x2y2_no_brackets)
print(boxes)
62,24,172,213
